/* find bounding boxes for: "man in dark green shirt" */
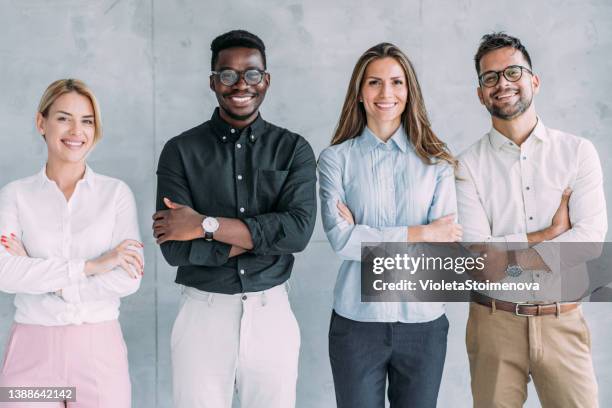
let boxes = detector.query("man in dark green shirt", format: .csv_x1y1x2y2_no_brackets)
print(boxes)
153,30,316,408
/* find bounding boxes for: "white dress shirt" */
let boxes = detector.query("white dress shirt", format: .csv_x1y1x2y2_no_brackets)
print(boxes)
0,165,142,325
456,119,607,302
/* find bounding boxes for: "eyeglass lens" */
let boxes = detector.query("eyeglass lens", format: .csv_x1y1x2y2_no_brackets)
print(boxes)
481,66,524,87
218,70,263,86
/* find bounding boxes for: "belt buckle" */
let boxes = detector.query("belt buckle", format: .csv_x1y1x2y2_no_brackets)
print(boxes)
514,302,535,317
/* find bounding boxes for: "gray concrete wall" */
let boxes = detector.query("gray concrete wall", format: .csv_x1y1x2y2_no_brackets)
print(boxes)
0,0,610,406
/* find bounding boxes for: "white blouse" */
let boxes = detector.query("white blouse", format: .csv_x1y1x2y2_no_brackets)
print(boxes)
0,165,142,325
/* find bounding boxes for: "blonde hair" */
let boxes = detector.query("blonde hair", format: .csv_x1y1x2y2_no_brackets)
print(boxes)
37,79,102,143
331,43,455,166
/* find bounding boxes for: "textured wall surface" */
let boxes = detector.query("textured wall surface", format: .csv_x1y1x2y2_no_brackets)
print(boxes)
0,1,610,407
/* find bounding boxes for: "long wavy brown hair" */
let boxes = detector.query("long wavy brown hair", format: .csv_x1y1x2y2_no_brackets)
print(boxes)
331,43,455,166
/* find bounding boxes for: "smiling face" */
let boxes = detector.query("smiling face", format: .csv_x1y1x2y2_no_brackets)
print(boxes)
477,46,540,120
360,57,408,130
36,92,95,165
209,46,269,128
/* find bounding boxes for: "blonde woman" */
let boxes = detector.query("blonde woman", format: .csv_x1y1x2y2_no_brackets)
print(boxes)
0,79,143,407
318,43,461,407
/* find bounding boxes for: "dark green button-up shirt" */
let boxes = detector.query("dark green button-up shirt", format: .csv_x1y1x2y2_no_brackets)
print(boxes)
156,108,317,294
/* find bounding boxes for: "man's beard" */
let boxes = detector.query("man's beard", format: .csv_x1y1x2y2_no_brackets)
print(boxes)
486,90,533,120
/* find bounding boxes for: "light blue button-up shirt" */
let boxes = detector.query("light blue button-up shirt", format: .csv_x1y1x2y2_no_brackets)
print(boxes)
318,126,457,322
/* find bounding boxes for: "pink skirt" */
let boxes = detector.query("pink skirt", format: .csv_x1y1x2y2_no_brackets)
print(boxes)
0,320,131,407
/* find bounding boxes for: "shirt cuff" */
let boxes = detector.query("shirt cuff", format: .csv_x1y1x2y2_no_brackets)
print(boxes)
383,227,407,242
242,216,287,254
188,239,232,266
533,242,561,275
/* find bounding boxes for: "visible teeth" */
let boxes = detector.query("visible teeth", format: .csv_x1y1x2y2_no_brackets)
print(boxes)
63,140,84,147
496,92,517,99
375,103,396,108
231,96,252,102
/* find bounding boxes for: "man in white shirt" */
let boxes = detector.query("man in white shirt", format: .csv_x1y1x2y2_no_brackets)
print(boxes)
456,32,606,407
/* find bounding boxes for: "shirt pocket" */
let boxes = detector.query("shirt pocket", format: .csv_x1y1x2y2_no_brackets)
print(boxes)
255,169,289,212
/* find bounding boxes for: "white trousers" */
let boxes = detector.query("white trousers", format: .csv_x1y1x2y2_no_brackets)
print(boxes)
171,283,301,408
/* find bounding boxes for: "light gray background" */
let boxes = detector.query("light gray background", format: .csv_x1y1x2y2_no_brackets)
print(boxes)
0,0,610,407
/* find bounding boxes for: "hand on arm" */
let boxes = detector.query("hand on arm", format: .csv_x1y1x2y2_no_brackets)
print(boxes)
153,197,251,254
1,233,28,256
467,190,572,281
526,188,572,244
336,203,462,243
408,214,463,243
1,234,143,301
506,188,573,272
84,239,144,279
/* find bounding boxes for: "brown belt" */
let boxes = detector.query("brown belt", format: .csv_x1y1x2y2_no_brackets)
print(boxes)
470,291,579,317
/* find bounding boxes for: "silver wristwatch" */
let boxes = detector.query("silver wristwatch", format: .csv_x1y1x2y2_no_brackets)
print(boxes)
505,250,524,277
202,217,219,241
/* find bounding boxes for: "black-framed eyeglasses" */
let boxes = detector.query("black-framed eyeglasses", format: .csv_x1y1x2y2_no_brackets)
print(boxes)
478,65,534,88
210,69,266,86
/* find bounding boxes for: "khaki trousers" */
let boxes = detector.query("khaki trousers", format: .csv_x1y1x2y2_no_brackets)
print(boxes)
466,302,598,408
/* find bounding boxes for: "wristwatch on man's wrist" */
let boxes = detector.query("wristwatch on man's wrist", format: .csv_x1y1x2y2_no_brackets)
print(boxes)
201,216,219,241
505,250,524,277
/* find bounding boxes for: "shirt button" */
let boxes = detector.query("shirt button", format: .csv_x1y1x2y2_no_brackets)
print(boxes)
237,175,243,180
529,216,534,220
222,136,227,141
242,295,247,300
526,186,530,190
522,156,527,160
250,135,255,141
535,273,541,278
240,269,245,275
236,143,242,149
230,128,236,134
239,207,245,213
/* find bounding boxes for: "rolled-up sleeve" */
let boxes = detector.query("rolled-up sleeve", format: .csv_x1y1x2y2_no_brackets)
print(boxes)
242,137,317,255
156,138,232,266
534,139,607,271
318,147,407,262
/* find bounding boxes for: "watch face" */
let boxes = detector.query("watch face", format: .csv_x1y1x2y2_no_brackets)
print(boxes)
506,265,523,278
203,217,219,232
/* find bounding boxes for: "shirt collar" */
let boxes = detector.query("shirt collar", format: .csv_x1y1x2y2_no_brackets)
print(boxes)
209,107,266,144
357,126,409,153
488,117,547,150
38,163,96,188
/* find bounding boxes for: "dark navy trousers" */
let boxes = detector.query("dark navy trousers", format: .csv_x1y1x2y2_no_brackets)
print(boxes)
329,310,448,408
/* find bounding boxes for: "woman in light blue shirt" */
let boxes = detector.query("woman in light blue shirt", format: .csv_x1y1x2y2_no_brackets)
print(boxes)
318,43,462,408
